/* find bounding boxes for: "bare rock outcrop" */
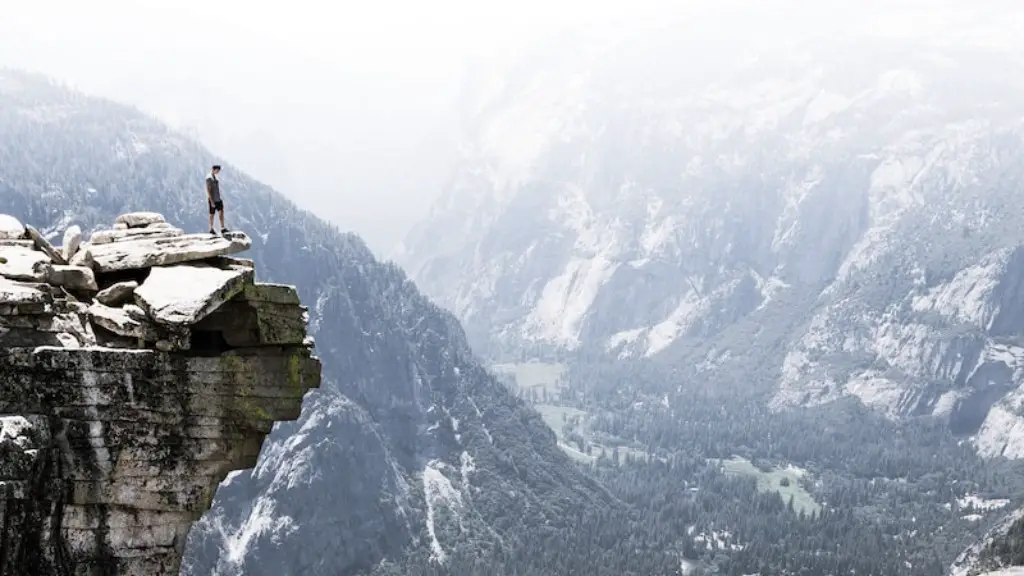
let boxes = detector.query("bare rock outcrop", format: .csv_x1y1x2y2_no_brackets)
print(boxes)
0,212,321,575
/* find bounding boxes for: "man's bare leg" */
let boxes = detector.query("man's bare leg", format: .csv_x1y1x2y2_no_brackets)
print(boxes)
219,208,226,231
208,210,214,232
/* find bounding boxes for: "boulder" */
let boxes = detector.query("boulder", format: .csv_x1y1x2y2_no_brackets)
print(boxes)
0,215,25,240
70,248,94,268
89,232,252,273
89,226,184,245
47,265,99,292
96,281,138,306
62,225,82,261
88,302,163,341
135,264,254,325
0,246,53,282
114,212,165,228
25,225,67,265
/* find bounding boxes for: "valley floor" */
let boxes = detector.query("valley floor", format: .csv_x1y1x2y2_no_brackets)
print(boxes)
494,360,1024,576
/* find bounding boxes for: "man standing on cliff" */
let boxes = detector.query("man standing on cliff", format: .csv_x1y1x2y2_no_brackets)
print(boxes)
206,164,229,235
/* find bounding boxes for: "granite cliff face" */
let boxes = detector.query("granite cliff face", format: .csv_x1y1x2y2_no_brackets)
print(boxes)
0,211,321,575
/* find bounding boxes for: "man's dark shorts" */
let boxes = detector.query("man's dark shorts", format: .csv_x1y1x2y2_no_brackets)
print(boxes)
208,200,224,215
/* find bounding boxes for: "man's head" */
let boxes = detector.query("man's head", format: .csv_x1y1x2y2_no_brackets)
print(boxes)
212,165,221,175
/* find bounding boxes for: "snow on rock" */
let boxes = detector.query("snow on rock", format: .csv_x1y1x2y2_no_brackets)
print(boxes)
645,288,711,357
135,265,253,326
958,495,1011,512
606,328,645,358
522,255,618,348
422,460,465,564
0,214,26,240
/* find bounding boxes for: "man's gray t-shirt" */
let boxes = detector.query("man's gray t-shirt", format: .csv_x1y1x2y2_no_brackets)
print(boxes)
206,175,221,203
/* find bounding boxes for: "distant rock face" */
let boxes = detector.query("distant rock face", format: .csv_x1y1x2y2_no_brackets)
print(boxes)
0,212,321,576
399,35,1024,456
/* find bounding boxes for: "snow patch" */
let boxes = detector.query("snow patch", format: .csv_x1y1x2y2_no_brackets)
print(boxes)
523,255,618,348
220,496,298,567
422,461,465,564
957,494,1010,512
460,451,476,488
646,287,714,357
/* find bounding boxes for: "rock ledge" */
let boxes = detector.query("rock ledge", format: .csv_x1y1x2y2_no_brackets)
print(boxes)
0,212,321,575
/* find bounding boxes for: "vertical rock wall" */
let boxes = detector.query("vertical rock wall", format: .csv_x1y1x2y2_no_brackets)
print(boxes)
0,213,321,575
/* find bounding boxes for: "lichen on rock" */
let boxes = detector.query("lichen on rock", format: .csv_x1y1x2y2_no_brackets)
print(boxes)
0,212,321,576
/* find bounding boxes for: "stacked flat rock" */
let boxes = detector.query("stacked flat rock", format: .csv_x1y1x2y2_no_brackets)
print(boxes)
0,211,321,576
0,211,289,351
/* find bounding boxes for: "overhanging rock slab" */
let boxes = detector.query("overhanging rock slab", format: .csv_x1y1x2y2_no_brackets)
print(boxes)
135,265,254,326
89,233,252,273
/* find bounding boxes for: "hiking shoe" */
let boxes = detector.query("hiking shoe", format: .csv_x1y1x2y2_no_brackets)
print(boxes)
221,228,230,234
209,229,216,235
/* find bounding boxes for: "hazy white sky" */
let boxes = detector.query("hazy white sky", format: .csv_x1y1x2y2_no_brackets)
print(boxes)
1,0,1022,252
0,0,690,253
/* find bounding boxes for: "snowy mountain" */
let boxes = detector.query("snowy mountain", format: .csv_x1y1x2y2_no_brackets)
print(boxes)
399,31,1024,458
0,70,680,575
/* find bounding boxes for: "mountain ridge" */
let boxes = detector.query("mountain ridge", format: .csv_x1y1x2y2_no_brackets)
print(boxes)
0,68,674,575
399,32,1024,458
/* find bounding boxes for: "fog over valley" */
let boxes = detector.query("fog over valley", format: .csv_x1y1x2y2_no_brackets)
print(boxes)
6,1,1024,575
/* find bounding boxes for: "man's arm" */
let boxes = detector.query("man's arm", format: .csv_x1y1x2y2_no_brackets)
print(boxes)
205,178,213,202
